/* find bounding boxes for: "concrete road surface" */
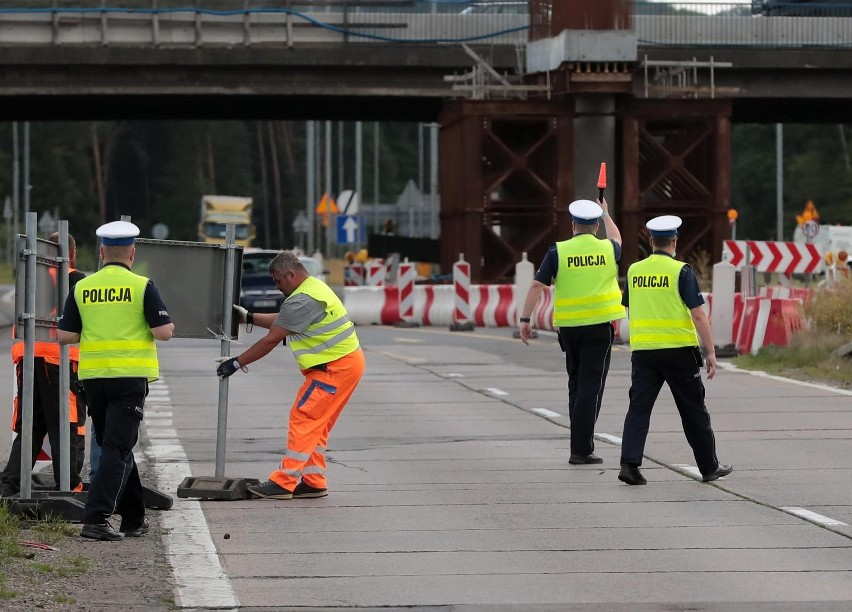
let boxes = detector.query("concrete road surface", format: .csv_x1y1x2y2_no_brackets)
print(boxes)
133,324,852,610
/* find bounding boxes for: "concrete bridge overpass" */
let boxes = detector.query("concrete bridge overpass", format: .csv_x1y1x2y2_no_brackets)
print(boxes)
3,3,852,281
1,8,851,121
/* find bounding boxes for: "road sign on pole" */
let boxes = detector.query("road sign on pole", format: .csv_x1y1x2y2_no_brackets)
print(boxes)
336,214,364,245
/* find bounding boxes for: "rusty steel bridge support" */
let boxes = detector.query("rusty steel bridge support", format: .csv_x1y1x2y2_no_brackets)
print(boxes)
439,100,573,283
620,99,732,272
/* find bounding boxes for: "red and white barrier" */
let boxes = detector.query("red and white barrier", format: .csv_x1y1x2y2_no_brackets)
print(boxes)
366,262,386,287
397,262,415,323
452,257,472,326
344,264,365,286
345,283,804,356
723,240,822,275
735,297,806,355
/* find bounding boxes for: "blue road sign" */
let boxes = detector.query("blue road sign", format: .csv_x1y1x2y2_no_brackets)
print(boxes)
336,214,365,244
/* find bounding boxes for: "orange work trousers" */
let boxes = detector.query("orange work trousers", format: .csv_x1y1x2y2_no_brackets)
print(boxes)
269,348,365,491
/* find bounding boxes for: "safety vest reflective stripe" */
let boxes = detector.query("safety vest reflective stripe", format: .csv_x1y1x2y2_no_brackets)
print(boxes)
78,357,160,370
553,236,625,327
291,325,356,359
300,466,326,475
627,255,698,350
78,340,157,352
553,290,622,308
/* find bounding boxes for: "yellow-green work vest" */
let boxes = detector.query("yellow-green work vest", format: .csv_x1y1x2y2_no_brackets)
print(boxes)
75,265,159,380
627,255,699,350
288,276,360,369
553,235,625,327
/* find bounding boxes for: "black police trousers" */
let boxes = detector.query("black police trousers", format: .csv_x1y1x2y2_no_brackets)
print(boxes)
558,322,614,457
620,347,720,476
0,359,85,494
82,377,147,528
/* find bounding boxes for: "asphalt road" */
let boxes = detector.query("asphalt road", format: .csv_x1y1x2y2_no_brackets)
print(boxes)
137,323,852,610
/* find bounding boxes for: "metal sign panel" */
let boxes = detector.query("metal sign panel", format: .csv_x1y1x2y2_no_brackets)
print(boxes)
14,236,61,342
336,214,365,245
133,239,242,339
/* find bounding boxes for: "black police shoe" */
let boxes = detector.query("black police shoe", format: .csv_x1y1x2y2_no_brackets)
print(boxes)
618,464,647,486
293,482,328,499
702,464,733,482
569,453,603,465
81,523,124,541
120,518,150,537
247,479,293,500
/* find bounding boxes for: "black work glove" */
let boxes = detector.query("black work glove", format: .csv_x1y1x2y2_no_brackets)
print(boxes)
216,357,242,380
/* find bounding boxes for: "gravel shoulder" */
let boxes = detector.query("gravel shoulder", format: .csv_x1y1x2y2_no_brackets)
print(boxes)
1,453,176,610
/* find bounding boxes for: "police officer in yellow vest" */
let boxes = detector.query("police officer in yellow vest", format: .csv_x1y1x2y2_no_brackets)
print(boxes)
58,221,174,540
519,198,625,465
218,250,365,500
618,215,732,486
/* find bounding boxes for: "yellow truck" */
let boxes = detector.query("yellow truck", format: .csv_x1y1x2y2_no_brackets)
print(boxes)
198,195,256,246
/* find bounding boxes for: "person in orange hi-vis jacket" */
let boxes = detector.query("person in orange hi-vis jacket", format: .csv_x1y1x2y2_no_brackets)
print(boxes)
217,250,365,500
0,232,86,498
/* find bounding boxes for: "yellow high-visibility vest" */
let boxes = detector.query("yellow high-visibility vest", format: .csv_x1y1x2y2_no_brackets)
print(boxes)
75,266,159,380
288,277,360,369
553,235,625,327
627,255,698,350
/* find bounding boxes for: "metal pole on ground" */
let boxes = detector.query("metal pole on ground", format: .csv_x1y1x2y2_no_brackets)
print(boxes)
215,224,237,478
306,121,315,255
19,212,37,500
57,221,71,491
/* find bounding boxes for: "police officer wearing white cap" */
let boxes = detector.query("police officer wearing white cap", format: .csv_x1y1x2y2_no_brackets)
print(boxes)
518,197,625,465
58,220,175,540
617,215,732,486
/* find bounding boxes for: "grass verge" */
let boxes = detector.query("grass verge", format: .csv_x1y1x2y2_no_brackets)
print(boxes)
735,331,852,387
0,502,96,604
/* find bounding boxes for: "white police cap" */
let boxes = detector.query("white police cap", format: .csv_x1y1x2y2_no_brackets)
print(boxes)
568,199,603,225
96,220,140,246
646,215,682,238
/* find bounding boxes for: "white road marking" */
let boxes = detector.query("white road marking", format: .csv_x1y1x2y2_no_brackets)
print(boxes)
533,408,561,418
394,337,422,343
443,372,464,378
596,433,622,445
143,380,239,610
484,387,508,396
145,411,174,418
673,464,703,479
781,507,848,527
718,362,852,397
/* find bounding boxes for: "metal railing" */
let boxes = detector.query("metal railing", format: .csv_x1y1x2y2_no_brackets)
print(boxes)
0,2,851,47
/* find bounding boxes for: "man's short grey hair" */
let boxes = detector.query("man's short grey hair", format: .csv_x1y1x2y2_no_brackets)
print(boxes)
269,251,307,276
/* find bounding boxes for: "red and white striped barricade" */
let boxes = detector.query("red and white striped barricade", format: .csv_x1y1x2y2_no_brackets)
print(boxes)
366,262,386,287
394,262,419,327
344,263,365,287
735,297,805,355
723,240,822,275
450,256,475,331
473,285,514,327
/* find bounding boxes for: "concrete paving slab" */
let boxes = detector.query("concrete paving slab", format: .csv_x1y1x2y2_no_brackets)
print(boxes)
221,547,852,578
229,571,852,607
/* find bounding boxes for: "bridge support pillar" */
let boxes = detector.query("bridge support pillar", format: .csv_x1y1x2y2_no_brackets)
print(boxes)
439,100,573,284
620,99,732,272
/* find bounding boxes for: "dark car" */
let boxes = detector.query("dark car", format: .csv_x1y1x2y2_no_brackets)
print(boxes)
239,249,326,313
